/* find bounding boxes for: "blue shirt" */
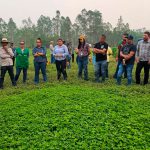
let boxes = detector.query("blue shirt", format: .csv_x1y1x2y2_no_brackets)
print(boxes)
33,47,47,62
53,45,69,61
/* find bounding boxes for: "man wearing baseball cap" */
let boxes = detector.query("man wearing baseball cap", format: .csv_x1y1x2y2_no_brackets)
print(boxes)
117,35,136,85
0,38,16,89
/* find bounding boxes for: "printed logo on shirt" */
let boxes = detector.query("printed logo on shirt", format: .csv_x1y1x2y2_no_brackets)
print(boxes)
123,47,130,55
101,45,104,49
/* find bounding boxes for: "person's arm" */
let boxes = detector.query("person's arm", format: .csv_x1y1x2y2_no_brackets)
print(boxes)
75,48,79,54
1,53,11,59
119,46,125,60
93,44,97,54
123,51,135,60
121,46,136,61
1,48,14,58
97,44,108,54
93,43,105,54
87,45,91,55
7,48,14,58
33,48,38,57
94,44,108,54
62,45,69,57
50,45,54,51
93,48,106,54
135,42,140,63
148,45,150,64
116,48,120,62
53,46,57,57
116,41,122,61
37,48,46,56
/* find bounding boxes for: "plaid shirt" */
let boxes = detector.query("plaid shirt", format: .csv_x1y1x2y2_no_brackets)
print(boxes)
78,43,89,57
136,40,150,61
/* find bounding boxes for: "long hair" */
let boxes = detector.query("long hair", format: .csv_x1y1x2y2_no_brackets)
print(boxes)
78,39,85,49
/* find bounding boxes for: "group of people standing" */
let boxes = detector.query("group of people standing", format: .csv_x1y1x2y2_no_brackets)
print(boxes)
0,39,30,89
0,31,150,89
114,32,150,85
0,38,69,89
74,32,150,85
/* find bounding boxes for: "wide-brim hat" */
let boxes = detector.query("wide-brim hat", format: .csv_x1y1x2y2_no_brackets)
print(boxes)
1,38,9,43
79,35,85,40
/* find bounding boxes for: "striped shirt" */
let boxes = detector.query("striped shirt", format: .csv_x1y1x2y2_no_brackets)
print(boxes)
136,40,150,61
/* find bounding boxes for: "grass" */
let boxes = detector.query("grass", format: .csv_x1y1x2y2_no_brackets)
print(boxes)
0,53,150,149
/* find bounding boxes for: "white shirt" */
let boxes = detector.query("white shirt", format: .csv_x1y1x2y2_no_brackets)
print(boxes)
0,47,14,66
50,44,54,54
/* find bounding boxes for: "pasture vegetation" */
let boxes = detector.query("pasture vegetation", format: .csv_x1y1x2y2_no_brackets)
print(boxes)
0,53,150,149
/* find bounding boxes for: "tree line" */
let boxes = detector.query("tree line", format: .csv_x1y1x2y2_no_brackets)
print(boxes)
0,9,147,48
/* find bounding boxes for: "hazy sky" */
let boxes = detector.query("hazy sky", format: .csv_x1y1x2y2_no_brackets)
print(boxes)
0,0,149,29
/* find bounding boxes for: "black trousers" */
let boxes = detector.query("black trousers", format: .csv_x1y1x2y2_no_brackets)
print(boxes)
0,66,16,88
72,54,74,63
136,61,150,85
55,59,67,80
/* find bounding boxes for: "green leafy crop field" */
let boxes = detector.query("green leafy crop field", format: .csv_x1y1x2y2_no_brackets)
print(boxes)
0,54,150,149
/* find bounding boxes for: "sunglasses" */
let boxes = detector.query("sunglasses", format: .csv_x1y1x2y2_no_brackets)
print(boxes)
20,43,25,45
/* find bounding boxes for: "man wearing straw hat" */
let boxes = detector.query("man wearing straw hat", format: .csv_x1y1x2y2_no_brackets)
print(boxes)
0,38,16,89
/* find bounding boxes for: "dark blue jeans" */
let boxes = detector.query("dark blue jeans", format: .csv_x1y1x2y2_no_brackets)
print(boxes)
51,54,55,64
78,56,88,80
99,62,109,78
114,59,127,79
106,62,109,78
15,68,27,83
0,66,16,88
117,63,134,85
34,62,47,83
76,56,79,65
95,60,107,82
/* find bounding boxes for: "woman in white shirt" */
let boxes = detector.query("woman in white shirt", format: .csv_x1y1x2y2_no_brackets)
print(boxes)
53,38,69,81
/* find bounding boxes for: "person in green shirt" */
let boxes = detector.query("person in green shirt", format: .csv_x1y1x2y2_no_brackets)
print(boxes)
15,41,29,83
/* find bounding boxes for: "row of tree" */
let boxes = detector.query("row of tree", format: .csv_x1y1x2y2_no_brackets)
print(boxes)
0,9,147,48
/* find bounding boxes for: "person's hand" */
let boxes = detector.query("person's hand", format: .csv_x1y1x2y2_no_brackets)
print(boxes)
34,53,39,57
55,54,63,57
55,54,58,57
148,60,150,65
136,57,140,63
4,46,8,51
93,49,97,53
89,56,92,62
67,62,69,65
120,52,124,57
38,52,44,56
116,57,118,62
123,55,128,60
75,48,78,54
102,49,107,54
